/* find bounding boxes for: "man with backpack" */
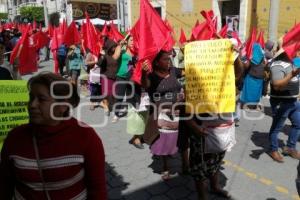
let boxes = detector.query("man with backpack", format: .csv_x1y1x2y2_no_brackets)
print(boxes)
57,44,67,76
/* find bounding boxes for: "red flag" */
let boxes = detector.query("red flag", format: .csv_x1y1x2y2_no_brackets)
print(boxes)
82,13,100,55
10,25,30,64
18,34,38,75
193,21,214,41
219,24,228,38
101,21,109,36
46,25,54,38
64,21,81,47
257,31,265,49
179,28,187,44
164,19,174,34
200,10,214,21
50,27,64,51
200,10,217,34
283,23,300,46
283,42,300,60
164,33,175,52
194,20,200,27
245,28,257,59
10,25,38,74
32,20,37,30
50,27,64,73
191,10,216,41
33,31,50,49
131,0,170,84
190,20,199,41
130,20,140,52
60,19,67,35
108,23,124,43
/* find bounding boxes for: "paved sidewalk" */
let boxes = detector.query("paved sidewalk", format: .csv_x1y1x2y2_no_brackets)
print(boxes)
77,97,300,200
24,59,300,200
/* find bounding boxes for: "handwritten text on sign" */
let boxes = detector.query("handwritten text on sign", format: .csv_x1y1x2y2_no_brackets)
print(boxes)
0,81,29,150
185,39,236,114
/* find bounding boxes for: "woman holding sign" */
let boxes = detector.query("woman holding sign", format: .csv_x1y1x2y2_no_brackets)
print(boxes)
0,72,107,200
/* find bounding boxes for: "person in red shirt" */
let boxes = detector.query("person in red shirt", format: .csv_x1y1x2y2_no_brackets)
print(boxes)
0,72,107,200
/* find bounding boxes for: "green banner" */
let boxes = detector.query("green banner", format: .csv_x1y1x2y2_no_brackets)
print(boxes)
0,81,29,150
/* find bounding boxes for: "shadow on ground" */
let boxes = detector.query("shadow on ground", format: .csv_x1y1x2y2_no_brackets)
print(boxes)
106,155,232,199
250,131,285,160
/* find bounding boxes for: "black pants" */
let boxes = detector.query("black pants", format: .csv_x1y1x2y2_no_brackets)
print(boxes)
57,55,66,76
90,83,102,102
114,77,136,117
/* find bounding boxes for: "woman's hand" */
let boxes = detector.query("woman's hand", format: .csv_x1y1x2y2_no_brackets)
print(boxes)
196,126,209,137
292,68,300,77
142,60,150,73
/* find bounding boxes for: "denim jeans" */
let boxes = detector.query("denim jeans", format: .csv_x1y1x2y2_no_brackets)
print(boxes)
269,98,300,151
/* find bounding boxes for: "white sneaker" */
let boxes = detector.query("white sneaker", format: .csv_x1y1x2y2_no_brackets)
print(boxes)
111,116,119,123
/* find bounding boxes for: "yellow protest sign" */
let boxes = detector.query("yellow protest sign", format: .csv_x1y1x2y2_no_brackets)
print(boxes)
0,81,29,150
185,39,236,114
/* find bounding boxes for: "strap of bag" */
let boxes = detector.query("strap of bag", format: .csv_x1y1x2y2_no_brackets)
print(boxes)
200,134,207,171
32,135,51,200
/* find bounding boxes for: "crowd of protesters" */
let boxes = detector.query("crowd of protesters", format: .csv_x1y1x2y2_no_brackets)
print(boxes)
0,4,300,200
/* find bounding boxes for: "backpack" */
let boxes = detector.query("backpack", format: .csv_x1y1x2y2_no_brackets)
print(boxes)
57,45,67,57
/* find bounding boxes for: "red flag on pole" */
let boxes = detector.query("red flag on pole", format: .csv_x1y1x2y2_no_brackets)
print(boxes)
10,25,30,64
257,31,265,49
283,23,300,46
164,19,174,34
219,24,228,38
129,20,140,52
101,21,109,36
10,25,38,74
245,28,257,59
193,21,214,40
200,10,214,21
33,31,50,49
32,20,37,30
50,27,64,51
82,13,100,55
64,21,81,47
179,28,187,44
60,19,67,35
50,27,64,73
131,0,170,84
108,22,124,43
283,42,300,60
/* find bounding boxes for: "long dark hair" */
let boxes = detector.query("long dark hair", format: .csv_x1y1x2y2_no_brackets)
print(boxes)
152,50,170,70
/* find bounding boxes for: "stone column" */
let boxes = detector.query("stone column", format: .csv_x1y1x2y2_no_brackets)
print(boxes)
268,0,280,43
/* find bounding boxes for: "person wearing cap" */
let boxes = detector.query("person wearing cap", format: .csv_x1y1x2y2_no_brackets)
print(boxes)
268,47,300,163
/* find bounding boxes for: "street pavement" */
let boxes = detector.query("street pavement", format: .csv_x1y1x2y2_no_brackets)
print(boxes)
22,58,300,200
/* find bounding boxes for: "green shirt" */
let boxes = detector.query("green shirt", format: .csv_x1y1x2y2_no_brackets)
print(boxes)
117,50,132,78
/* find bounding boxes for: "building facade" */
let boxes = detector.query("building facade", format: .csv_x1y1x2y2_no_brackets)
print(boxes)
69,0,117,20
0,0,7,14
7,0,117,23
127,0,300,42
7,0,67,21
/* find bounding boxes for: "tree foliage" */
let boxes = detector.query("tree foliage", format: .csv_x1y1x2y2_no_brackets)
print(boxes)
0,13,8,20
19,6,44,22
